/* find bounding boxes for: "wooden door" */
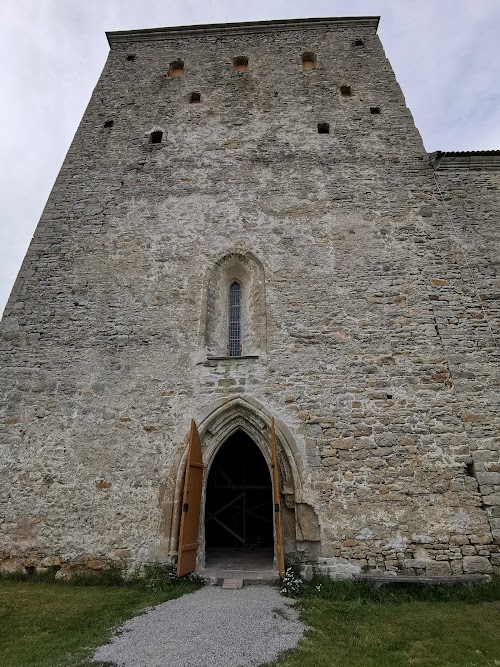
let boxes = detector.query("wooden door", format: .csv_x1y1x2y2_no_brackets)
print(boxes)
177,420,204,577
271,417,285,577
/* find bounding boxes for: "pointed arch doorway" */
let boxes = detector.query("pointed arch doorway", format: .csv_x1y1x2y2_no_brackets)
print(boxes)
175,404,289,579
205,429,274,572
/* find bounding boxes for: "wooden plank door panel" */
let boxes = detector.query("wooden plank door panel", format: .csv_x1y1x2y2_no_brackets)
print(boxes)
177,420,203,577
271,417,285,578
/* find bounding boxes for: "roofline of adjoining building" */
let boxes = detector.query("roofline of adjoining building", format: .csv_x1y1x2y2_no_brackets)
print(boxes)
106,16,380,46
430,150,500,159
429,150,500,172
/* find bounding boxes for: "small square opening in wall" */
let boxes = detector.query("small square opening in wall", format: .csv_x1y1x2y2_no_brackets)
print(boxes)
317,123,330,134
150,131,163,144
233,56,248,72
465,462,477,479
354,39,364,46
126,54,136,61
104,120,114,128
370,106,381,114
340,85,352,96
169,60,184,77
189,91,201,103
301,52,317,69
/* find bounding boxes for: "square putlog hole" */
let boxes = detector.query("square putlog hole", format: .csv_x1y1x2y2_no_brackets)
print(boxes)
169,60,184,77
233,56,248,72
150,131,163,144
317,123,330,134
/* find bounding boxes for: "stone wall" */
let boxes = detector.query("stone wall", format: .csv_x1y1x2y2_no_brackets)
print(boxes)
0,18,497,578
428,153,500,573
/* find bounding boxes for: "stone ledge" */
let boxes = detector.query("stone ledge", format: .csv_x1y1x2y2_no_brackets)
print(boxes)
205,355,260,363
107,16,380,45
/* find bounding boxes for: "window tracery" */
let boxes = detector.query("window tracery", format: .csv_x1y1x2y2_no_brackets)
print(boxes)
228,281,241,356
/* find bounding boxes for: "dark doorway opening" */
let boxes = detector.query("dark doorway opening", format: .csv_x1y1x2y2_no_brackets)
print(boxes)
205,430,274,572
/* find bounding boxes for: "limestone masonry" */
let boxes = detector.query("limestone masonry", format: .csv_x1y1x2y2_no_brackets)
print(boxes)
1,17,499,579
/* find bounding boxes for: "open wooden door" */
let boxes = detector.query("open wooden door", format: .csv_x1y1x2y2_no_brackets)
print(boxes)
177,420,204,577
271,417,285,578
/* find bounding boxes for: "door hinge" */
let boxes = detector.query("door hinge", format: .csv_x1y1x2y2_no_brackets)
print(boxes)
274,503,280,513
183,503,189,512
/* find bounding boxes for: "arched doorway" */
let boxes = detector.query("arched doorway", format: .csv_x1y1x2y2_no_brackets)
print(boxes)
205,429,274,571
160,397,319,573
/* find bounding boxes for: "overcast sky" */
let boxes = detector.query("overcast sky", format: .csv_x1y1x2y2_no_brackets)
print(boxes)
1,0,499,315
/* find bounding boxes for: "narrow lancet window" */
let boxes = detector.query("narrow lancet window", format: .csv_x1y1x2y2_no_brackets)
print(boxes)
228,281,241,356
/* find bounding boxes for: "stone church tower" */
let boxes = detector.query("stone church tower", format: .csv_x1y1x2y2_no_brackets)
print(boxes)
1,17,499,579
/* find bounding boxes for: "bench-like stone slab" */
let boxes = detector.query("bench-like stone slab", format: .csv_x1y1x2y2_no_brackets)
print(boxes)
354,574,486,586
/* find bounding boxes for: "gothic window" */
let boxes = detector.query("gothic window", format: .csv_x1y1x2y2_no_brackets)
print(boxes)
228,281,241,356
201,252,266,360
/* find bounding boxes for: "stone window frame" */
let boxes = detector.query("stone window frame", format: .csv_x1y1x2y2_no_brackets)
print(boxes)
199,252,267,361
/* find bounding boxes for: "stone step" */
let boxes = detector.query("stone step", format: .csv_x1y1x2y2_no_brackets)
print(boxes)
221,578,244,589
201,568,280,587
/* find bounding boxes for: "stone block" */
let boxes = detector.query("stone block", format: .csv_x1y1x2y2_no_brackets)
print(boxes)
481,494,500,506
40,556,62,567
475,472,500,485
295,503,321,542
461,546,476,556
425,560,452,576
411,534,433,544
324,438,355,451
404,559,429,570
462,556,493,574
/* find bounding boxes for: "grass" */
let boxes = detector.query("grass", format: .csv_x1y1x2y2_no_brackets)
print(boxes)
0,566,200,667
265,575,500,667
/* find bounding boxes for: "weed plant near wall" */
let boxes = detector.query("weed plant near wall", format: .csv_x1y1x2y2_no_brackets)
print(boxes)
142,562,204,593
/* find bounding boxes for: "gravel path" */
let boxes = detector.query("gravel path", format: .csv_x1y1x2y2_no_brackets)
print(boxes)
92,585,305,667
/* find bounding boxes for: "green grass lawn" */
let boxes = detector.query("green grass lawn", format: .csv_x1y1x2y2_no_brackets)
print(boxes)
0,574,198,667
266,576,500,667
268,598,500,667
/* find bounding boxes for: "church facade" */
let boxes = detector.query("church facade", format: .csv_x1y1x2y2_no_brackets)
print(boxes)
1,17,499,579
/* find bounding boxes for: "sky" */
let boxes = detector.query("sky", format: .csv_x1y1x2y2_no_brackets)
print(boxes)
1,0,500,315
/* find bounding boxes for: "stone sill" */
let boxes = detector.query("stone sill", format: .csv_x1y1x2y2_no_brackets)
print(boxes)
207,355,259,361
